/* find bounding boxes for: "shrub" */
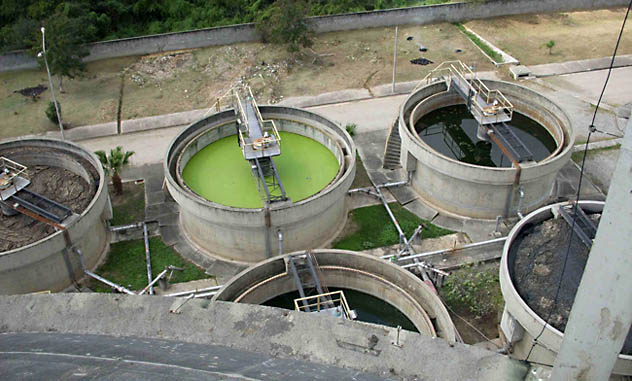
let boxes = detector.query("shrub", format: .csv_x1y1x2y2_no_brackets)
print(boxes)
441,264,504,318
45,101,61,124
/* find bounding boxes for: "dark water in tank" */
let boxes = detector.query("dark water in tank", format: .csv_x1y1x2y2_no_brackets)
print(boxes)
414,105,557,167
263,288,419,332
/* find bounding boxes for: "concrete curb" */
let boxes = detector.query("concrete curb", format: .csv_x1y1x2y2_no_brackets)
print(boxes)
528,54,632,78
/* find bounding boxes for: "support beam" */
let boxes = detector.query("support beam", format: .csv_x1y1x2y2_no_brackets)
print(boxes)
552,122,632,379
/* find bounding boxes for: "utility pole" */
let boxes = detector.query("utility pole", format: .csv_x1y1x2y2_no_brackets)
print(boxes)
552,120,632,379
392,26,398,94
39,27,65,140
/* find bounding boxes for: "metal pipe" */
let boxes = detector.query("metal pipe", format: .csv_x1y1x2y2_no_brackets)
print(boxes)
347,188,380,197
143,223,153,295
109,222,143,232
387,236,507,262
74,248,136,295
138,269,168,295
85,270,136,295
164,285,223,298
278,229,283,256
376,180,408,189
516,187,525,219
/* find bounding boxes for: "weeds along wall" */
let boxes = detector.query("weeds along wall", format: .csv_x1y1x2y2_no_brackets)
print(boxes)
0,0,626,72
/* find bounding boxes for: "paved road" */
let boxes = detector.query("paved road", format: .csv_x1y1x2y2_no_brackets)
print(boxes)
0,332,392,381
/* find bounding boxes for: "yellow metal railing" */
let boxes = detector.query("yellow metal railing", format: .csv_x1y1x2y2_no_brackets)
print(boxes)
294,290,353,319
417,60,514,122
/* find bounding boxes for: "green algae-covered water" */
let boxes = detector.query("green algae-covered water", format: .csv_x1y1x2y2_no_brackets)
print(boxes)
182,132,339,208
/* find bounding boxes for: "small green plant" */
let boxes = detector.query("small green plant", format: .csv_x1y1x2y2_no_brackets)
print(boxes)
45,101,61,124
345,123,357,137
543,40,556,55
441,264,504,318
95,146,135,195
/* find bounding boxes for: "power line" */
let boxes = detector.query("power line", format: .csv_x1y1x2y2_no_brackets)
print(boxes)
524,0,632,361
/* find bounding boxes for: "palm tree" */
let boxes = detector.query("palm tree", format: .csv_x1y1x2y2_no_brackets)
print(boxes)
95,147,134,195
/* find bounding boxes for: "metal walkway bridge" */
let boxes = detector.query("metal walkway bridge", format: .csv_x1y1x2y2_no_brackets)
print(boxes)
0,157,73,229
215,86,288,205
420,61,534,164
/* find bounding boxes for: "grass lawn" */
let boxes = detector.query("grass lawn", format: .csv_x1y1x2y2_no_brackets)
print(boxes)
109,181,145,226
333,202,454,251
87,237,211,292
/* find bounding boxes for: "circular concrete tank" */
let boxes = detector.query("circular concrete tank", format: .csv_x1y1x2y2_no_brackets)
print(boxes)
165,106,355,263
0,137,109,294
499,201,632,375
213,249,456,342
399,80,573,219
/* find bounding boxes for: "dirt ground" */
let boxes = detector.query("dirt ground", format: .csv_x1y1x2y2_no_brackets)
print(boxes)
2,8,629,140
465,8,632,65
0,22,491,139
0,166,95,252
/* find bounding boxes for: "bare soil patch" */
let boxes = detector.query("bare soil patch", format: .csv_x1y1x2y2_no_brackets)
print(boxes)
465,8,632,65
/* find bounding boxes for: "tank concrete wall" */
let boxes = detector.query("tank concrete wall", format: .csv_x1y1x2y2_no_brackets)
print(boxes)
499,201,632,375
0,0,625,72
0,138,109,294
165,106,355,263
399,80,573,219
213,249,456,342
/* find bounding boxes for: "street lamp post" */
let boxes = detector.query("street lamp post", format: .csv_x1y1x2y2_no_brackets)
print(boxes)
39,27,65,140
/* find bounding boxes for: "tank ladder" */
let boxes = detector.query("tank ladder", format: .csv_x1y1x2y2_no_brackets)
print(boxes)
557,203,598,248
287,251,356,320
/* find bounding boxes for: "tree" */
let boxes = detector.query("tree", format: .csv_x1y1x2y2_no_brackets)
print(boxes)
256,0,314,53
35,3,97,92
543,40,555,55
95,147,134,195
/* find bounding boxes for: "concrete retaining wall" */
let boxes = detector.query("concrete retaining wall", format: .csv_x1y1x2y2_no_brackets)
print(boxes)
213,249,456,342
0,138,109,294
1,0,626,72
399,79,573,219
165,106,355,263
